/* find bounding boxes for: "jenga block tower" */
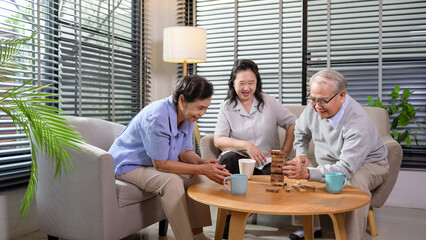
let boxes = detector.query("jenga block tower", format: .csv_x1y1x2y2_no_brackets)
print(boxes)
270,150,285,187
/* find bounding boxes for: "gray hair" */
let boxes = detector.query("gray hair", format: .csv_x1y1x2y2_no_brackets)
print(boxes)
310,69,347,93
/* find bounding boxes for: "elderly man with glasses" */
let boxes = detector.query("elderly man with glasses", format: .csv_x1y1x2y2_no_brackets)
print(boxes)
283,69,389,240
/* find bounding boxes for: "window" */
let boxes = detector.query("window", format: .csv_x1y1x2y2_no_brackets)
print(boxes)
307,0,426,169
195,0,426,169
0,0,150,190
196,0,304,135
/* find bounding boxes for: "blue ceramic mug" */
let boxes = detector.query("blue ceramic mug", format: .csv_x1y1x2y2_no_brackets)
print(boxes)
223,174,248,196
325,172,348,194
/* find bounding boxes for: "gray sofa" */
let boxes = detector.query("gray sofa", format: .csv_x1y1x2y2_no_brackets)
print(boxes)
34,116,168,240
200,105,403,236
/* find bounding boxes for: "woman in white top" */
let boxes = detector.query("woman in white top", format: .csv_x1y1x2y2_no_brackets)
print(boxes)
214,59,296,175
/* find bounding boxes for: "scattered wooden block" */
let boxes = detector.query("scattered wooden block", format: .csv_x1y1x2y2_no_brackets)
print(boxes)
301,184,316,192
284,187,294,192
266,186,282,193
292,183,306,192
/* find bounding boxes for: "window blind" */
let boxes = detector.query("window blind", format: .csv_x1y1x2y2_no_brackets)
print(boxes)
196,0,425,169
196,0,303,136
381,0,426,168
307,0,426,169
0,0,54,190
58,0,148,124
0,0,150,190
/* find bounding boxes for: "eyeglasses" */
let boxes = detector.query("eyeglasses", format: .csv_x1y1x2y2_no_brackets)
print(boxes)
307,91,341,107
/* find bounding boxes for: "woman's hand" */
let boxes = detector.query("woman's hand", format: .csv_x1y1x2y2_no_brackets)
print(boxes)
246,142,267,166
282,155,310,179
200,159,231,184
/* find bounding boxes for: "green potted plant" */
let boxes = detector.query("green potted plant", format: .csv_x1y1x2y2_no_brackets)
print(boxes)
368,86,425,147
0,32,83,216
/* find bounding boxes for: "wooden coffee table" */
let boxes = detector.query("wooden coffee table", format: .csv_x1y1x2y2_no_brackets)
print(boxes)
188,175,370,240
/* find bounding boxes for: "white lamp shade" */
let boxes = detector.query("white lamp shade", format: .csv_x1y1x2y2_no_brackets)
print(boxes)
163,26,207,63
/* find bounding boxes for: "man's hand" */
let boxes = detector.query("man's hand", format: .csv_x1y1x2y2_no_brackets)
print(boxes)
200,159,231,184
246,142,267,166
293,155,310,167
282,155,310,179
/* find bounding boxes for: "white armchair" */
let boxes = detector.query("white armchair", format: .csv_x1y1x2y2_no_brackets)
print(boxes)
35,116,168,240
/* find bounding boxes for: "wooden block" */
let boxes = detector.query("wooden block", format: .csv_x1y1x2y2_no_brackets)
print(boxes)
266,186,282,193
271,165,283,171
301,184,316,192
271,164,283,173
271,157,284,163
271,162,284,168
271,168,283,174
284,187,294,192
272,182,285,187
271,150,284,155
292,183,306,192
271,174,284,181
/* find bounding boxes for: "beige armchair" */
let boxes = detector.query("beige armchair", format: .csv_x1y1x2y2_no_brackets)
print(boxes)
34,116,168,240
200,105,402,237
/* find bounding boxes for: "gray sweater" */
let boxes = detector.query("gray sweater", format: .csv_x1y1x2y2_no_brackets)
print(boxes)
294,95,388,182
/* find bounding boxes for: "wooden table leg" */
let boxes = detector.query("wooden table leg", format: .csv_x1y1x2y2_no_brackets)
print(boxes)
228,211,251,240
302,215,314,240
329,213,346,240
214,208,228,240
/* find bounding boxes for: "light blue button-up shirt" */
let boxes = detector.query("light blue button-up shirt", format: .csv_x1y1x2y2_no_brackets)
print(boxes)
109,96,194,175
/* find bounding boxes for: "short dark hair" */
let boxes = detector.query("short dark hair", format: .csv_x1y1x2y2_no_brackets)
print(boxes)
226,59,264,111
173,75,213,106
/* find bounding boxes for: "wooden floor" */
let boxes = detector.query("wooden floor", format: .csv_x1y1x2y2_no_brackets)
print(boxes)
15,206,426,240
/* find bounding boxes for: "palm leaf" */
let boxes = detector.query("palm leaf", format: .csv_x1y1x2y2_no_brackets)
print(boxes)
0,31,37,65
0,32,84,217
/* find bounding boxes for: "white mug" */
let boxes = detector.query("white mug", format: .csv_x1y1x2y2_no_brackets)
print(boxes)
238,159,256,179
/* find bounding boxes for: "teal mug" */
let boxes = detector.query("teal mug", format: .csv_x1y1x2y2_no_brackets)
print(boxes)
325,172,348,194
223,174,248,196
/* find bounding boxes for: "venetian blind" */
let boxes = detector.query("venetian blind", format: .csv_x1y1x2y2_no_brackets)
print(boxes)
307,0,426,169
0,0,58,190
196,0,425,169
58,0,148,124
0,0,149,190
196,0,303,136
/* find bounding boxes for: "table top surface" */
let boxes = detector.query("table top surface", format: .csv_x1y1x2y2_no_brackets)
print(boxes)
188,175,370,215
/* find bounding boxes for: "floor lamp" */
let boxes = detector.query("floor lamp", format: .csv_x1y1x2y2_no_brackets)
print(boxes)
163,26,207,148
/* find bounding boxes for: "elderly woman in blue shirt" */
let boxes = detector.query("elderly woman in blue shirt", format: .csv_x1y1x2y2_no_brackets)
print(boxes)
109,75,230,240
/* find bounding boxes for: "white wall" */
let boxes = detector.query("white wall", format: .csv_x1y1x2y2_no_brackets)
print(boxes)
384,170,426,209
150,0,178,102
0,187,39,239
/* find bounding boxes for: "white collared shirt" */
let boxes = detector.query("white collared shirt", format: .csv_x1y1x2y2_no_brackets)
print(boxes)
214,93,296,155
328,94,349,129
